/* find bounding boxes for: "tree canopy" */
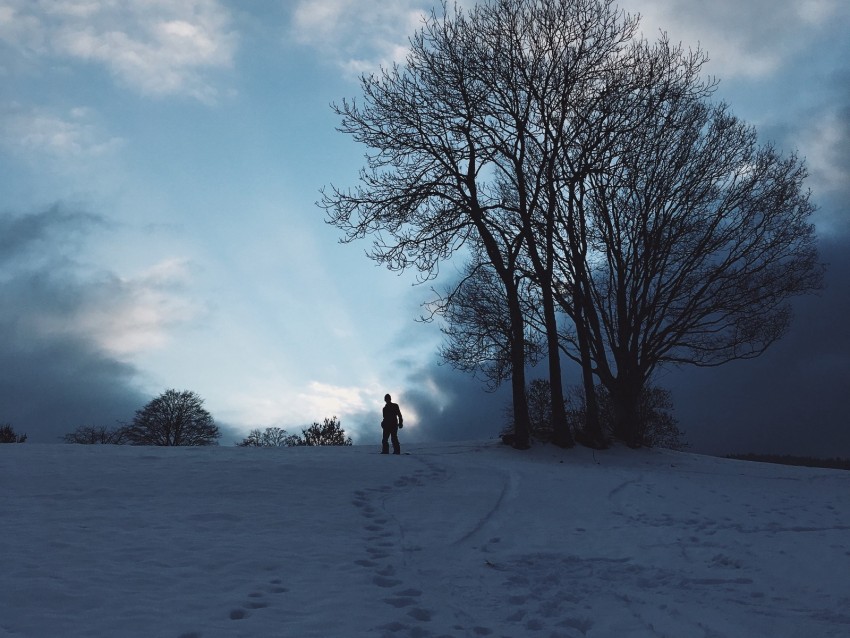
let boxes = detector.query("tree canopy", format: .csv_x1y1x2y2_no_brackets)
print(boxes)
322,0,823,448
124,389,220,446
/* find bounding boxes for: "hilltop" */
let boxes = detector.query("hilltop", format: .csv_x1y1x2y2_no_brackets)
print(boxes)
2,441,848,637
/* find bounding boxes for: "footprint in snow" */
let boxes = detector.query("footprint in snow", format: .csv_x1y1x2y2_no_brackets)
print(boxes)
226,577,289,621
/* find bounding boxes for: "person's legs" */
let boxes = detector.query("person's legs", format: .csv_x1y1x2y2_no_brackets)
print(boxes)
381,426,390,454
391,426,400,454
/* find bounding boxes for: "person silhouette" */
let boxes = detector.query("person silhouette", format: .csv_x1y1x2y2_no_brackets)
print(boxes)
381,393,403,455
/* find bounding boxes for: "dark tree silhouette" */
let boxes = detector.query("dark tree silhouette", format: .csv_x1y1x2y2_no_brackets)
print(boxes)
238,419,352,447
63,425,127,444
563,58,823,445
437,257,544,392
237,427,301,447
124,389,220,446
565,384,686,449
301,417,352,446
322,0,644,448
322,0,822,449
0,423,26,443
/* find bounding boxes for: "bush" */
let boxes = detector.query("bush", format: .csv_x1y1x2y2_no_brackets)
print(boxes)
301,417,352,446
63,425,128,444
568,384,687,450
238,418,352,447
502,379,567,444
237,427,302,447
0,423,26,443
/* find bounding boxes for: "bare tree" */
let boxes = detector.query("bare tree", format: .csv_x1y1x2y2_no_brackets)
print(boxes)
124,389,220,446
237,427,301,447
321,0,821,449
567,47,824,445
301,417,353,446
322,0,640,448
63,424,127,444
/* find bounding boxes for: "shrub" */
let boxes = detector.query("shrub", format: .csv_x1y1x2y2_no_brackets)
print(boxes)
0,423,26,443
237,427,302,447
568,384,687,449
238,418,352,447
63,425,128,444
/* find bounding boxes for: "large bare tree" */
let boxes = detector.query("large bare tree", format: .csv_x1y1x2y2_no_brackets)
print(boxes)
566,51,824,445
322,0,822,448
125,389,220,446
322,0,640,448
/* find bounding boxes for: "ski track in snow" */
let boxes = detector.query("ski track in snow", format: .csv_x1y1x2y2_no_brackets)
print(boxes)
2,442,850,637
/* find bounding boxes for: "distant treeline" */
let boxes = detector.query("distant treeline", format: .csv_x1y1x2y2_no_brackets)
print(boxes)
728,454,850,471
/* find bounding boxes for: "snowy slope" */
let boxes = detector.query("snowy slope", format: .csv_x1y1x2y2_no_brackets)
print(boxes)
1,441,849,637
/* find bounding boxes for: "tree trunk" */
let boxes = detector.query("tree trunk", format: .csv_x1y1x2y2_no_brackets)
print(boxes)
609,375,643,447
507,283,531,450
541,287,573,448
576,319,606,448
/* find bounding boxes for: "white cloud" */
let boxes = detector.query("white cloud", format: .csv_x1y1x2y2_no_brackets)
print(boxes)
0,0,237,101
796,0,842,25
0,105,123,160
291,0,432,76
290,0,848,83
297,381,382,420
621,0,847,80
30,257,206,357
218,378,384,439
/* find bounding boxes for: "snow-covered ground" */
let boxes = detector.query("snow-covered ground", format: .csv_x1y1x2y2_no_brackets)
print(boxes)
2,441,849,637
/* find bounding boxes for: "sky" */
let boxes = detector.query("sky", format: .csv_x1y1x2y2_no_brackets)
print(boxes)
1,0,848,456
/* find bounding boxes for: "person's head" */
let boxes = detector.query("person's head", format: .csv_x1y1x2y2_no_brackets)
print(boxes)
384,394,391,403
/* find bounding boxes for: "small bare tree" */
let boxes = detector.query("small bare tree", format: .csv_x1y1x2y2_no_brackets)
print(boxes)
124,389,220,446
301,417,352,447
63,425,127,444
237,427,301,447
238,419,352,447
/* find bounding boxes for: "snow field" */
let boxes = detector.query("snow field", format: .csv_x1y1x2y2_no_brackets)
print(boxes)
1,441,849,637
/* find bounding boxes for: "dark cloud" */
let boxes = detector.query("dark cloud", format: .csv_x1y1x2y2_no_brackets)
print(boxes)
0,205,104,261
673,50,850,457
0,206,146,442
401,358,511,444
665,234,850,458
0,328,145,441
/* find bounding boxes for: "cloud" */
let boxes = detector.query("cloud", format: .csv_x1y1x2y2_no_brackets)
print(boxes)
769,65,850,236
0,0,237,101
0,205,102,262
667,236,850,458
0,105,124,164
0,205,205,441
619,0,848,79
290,0,432,76
44,258,205,357
399,357,511,443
